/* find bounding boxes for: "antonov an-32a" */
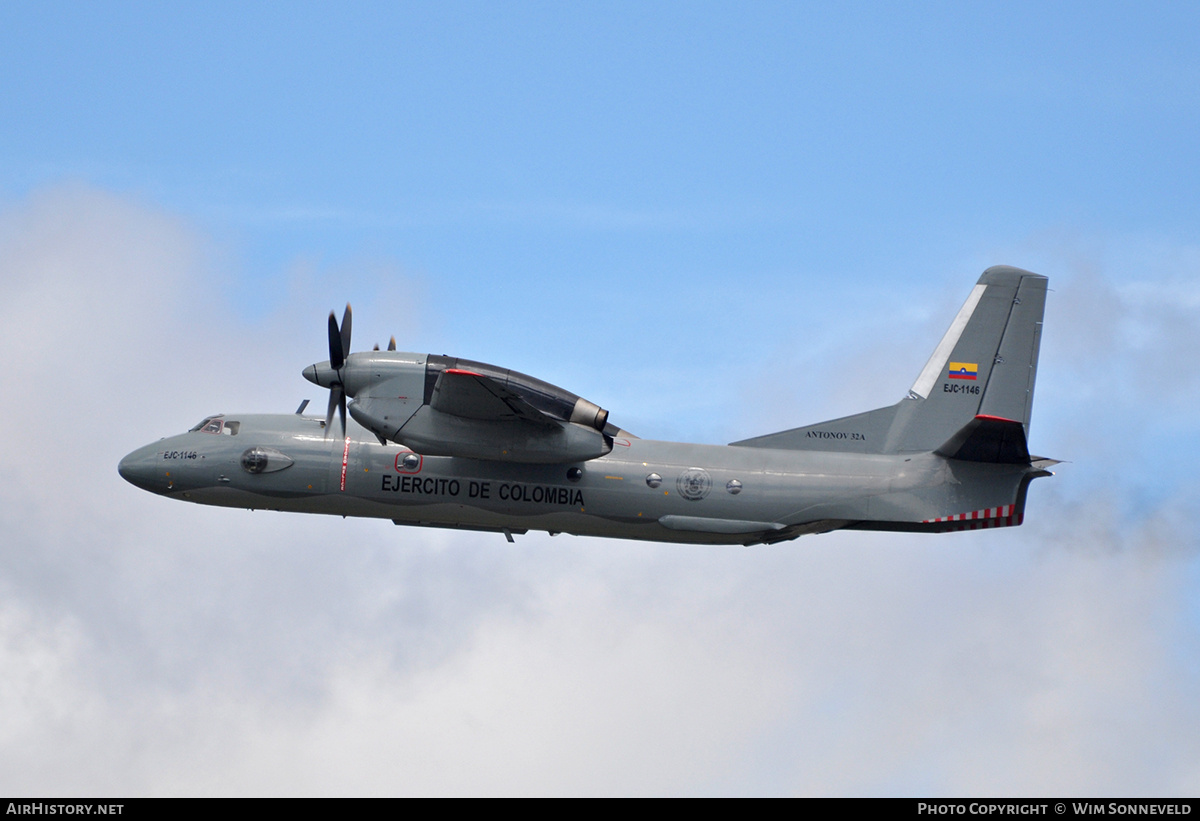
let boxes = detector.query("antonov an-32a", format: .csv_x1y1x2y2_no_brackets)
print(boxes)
119,266,1056,545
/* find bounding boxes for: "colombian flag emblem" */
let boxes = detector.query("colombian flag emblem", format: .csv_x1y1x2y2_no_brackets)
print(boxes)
948,362,978,380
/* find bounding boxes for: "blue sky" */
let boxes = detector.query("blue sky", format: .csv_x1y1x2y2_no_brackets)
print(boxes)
9,3,1200,280
1,2,1198,796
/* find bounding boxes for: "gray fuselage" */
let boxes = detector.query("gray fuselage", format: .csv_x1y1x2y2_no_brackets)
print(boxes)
118,412,1032,545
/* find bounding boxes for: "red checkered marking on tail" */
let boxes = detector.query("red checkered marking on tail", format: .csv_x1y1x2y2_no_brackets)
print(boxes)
922,504,1023,530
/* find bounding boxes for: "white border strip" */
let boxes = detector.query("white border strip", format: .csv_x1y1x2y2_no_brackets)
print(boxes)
909,283,987,399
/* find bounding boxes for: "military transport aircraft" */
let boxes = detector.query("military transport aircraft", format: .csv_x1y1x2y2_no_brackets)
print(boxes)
119,266,1056,545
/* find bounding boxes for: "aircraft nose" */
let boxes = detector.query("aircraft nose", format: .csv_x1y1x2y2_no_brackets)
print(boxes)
118,444,161,493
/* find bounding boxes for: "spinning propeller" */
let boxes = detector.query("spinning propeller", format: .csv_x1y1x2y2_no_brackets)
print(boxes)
324,304,352,437
303,305,399,438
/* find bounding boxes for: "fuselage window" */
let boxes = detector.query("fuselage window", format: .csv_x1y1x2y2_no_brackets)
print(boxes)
201,419,224,434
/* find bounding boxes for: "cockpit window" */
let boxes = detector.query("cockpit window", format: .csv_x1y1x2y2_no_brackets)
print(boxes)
190,416,218,432
189,417,220,436
189,416,239,435
189,416,226,434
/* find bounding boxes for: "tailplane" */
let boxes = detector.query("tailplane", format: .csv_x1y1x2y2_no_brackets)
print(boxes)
934,414,1030,464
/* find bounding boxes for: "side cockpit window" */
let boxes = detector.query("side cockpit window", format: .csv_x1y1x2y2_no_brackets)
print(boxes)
189,416,239,435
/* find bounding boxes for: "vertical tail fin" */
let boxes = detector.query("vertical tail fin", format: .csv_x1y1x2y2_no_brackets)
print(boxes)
885,265,1047,453
729,266,1048,456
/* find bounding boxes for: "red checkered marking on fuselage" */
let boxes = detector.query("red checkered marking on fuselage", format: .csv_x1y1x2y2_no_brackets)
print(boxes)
922,504,1022,530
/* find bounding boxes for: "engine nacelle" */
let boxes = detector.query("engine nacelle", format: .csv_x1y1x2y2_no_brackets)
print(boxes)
384,406,612,464
334,351,616,463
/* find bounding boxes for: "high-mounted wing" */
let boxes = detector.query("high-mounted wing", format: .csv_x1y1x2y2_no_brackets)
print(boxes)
305,326,618,464
430,369,558,427
345,364,614,464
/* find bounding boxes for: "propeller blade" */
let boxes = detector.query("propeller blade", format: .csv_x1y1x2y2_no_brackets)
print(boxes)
324,385,344,438
322,305,353,437
388,336,396,351
340,304,352,363
323,387,336,436
328,311,344,371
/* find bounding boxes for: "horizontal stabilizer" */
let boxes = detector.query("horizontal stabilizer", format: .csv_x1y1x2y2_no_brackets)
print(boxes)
936,414,1030,464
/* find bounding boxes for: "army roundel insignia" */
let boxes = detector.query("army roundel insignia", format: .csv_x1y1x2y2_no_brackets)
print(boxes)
677,468,712,501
